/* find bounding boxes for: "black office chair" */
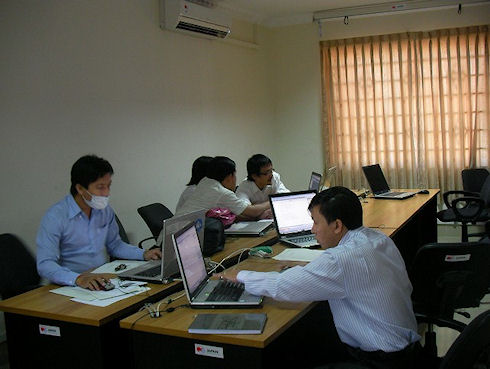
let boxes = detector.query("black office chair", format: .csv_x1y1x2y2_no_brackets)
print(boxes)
438,309,490,369
115,214,130,244
410,242,490,366
0,233,41,299
437,175,490,241
137,203,173,248
461,168,489,194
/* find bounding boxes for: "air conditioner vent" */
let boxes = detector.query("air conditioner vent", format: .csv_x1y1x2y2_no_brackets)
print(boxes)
161,0,231,39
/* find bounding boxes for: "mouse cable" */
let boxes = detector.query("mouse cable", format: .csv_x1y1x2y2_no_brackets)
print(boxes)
155,292,186,315
130,307,153,330
207,248,251,275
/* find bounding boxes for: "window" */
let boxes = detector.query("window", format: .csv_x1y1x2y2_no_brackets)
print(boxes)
321,26,489,195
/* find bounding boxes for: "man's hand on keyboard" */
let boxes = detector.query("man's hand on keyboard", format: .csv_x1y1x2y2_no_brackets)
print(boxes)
214,269,239,283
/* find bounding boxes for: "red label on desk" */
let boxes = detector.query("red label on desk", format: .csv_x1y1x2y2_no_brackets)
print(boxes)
39,324,61,337
194,343,224,359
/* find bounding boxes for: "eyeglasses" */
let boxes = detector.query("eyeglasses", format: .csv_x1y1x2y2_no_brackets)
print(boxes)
259,168,274,176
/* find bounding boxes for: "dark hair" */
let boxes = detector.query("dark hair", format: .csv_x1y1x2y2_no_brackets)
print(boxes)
308,186,363,230
187,156,213,186
246,154,272,181
70,155,114,196
207,156,236,182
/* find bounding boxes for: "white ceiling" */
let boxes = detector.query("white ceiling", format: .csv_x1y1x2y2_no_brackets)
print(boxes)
217,0,404,26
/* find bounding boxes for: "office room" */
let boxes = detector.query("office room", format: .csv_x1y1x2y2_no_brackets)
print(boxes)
1,0,489,368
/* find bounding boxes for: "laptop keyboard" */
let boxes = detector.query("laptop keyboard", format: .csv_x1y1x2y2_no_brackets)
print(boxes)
135,265,161,277
206,281,244,302
290,235,316,244
383,192,404,197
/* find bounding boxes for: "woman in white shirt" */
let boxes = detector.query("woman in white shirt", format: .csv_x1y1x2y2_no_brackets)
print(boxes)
175,156,212,213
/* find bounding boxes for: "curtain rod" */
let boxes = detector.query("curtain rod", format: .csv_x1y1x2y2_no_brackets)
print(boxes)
313,0,490,22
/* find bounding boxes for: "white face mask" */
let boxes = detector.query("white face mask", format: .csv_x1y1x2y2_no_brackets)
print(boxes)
83,190,110,210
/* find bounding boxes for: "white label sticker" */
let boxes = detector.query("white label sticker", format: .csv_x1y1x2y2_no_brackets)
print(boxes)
194,343,224,359
445,254,471,262
39,324,61,337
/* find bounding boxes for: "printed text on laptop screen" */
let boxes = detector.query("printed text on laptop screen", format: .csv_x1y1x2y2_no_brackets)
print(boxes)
272,193,315,234
175,226,207,295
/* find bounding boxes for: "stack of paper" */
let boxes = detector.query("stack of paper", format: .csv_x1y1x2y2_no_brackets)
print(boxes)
50,279,149,307
272,248,324,262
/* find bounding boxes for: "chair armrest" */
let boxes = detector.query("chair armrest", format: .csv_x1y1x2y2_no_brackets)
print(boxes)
415,314,466,332
442,190,479,208
137,236,156,249
451,197,485,221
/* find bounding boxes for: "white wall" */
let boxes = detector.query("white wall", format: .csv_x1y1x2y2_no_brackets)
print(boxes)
0,0,274,252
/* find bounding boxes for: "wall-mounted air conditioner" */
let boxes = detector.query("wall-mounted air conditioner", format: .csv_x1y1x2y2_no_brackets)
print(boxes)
160,0,231,39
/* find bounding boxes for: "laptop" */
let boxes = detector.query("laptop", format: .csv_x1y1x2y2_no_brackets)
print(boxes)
362,164,416,199
172,221,263,308
224,220,274,236
269,190,319,248
119,209,206,283
308,172,322,192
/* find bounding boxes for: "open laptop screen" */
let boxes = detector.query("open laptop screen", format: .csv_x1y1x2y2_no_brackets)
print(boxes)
309,172,322,192
270,191,316,235
173,223,208,296
362,164,391,195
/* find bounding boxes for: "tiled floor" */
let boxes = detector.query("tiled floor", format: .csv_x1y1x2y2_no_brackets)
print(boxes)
0,225,487,368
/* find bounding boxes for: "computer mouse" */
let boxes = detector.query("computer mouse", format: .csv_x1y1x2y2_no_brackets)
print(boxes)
418,190,429,194
101,281,115,291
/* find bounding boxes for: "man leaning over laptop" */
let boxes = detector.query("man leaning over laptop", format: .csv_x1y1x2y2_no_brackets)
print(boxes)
218,187,420,369
36,155,161,291
175,156,270,220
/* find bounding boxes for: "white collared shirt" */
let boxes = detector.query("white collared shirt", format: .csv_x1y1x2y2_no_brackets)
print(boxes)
175,177,249,216
236,171,289,204
175,185,196,213
237,227,420,352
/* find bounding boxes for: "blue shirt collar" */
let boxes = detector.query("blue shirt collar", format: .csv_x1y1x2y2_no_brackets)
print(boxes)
65,194,83,219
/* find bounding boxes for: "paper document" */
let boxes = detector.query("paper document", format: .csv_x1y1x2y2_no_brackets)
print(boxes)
273,248,324,262
92,260,148,274
50,279,149,306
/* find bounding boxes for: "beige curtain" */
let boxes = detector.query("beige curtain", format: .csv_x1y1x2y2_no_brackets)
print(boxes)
321,26,489,197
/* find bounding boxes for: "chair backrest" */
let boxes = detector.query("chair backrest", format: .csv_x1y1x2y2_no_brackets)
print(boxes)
410,242,490,319
115,214,130,244
462,168,489,194
0,233,40,299
480,175,490,207
439,310,490,369
137,203,174,239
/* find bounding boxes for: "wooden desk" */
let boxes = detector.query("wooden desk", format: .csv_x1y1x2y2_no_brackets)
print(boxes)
211,228,277,265
363,189,440,266
120,249,341,369
0,282,178,369
0,230,278,369
121,191,440,369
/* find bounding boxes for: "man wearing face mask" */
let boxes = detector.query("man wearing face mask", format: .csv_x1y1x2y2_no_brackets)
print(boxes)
36,155,161,290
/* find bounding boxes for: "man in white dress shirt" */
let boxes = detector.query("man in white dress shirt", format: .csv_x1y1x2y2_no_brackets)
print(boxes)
236,154,289,205
175,156,270,219
219,187,420,369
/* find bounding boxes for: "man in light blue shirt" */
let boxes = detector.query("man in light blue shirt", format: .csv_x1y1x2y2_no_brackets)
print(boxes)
37,155,161,290
219,187,420,369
